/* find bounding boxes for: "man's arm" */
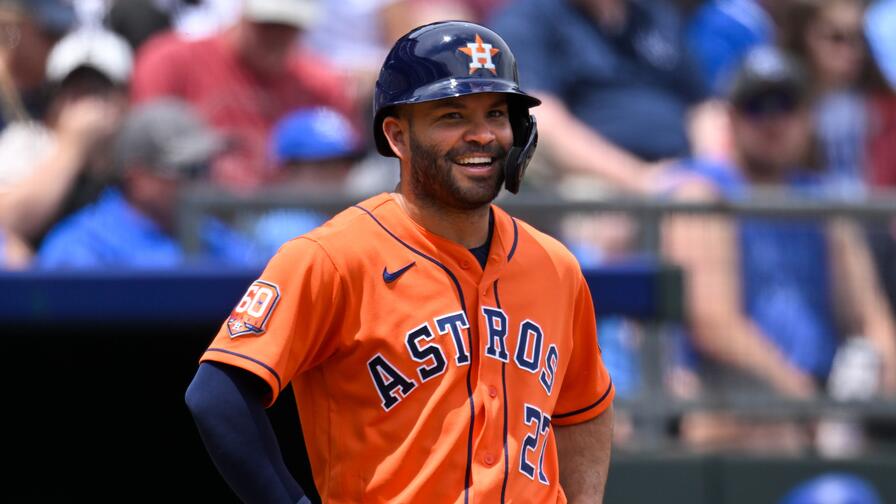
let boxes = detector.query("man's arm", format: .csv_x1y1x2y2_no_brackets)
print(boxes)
829,219,896,394
0,96,123,243
531,94,656,194
185,362,309,504
555,406,614,503
532,94,727,195
662,181,817,397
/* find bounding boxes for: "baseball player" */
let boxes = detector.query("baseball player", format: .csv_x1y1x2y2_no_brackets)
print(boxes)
186,21,614,503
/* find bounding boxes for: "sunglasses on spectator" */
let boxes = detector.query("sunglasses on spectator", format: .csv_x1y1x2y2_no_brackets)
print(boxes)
156,163,207,181
737,91,802,118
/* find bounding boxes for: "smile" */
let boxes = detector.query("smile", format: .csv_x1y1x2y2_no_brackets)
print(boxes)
453,155,496,169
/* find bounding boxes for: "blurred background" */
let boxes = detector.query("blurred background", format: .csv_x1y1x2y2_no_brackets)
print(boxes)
2,0,896,502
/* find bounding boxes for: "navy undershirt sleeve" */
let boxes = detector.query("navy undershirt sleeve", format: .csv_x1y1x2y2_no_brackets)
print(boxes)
185,362,309,504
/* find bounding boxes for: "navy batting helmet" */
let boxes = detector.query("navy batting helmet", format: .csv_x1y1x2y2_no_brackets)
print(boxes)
373,21,541,194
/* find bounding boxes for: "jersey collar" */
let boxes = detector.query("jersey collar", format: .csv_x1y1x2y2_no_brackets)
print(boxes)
355,193,519,283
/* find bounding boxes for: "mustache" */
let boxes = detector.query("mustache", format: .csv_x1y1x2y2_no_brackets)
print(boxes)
445,143,507,160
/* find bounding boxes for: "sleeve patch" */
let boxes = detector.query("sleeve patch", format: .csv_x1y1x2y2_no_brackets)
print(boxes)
226,280,281,338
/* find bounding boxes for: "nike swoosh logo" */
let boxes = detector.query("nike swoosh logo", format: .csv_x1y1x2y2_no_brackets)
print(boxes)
383,261,416,283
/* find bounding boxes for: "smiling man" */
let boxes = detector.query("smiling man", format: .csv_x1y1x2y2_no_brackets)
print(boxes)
186,21,614,503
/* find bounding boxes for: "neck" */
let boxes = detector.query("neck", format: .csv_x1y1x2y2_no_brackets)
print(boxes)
737,152,787,185
394,192,491,249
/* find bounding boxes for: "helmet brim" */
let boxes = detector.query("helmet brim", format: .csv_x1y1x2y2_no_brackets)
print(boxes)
373,77,541,157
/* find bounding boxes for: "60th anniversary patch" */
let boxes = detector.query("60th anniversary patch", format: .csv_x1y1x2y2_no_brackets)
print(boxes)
226,280,281,338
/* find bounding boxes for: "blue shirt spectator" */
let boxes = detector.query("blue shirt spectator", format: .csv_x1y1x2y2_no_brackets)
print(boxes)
491,0,708,161
686,0,774,95
662,47,896,401
37,188,261,268
36,98,268,269
677,159,838,378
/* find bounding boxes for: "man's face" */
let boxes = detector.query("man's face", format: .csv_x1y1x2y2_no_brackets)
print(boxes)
276,158,354,190
239,21,299,75
402,93,513,211
731,91,812,179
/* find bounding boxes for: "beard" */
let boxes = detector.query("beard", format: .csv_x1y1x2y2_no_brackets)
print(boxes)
407,130,507,212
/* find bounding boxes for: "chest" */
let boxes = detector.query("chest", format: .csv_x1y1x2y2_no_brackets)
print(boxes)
331,257,574,413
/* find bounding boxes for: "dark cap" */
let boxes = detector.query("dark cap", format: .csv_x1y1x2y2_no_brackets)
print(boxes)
116,99,224,177
728,46,808,113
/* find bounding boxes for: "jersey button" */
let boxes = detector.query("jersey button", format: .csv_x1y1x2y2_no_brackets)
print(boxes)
488,386,498,398
460,260,471,270
483,453,496,466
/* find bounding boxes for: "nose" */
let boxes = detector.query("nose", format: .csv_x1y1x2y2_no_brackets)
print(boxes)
462,117,497,146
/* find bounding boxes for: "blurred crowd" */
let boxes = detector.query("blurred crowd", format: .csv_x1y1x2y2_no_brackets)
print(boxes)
2,0,896,457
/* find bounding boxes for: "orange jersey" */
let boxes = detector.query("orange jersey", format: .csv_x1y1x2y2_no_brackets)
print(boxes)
201,193,614,503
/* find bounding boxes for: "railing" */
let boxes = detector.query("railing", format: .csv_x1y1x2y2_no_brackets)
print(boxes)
176,185,896,453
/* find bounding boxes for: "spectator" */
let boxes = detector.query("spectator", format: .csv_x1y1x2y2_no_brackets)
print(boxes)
662,47,896,452
131,0,355,189
780,0,896,328
0,28,131,253
243,106,363,257
0,0,76,131
780,0,892,197
269,106,361,186
37,99,260,268
490,0,712,194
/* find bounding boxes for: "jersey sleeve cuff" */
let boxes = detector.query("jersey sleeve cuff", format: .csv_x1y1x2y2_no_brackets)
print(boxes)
551,381,614,426
201,348,283,407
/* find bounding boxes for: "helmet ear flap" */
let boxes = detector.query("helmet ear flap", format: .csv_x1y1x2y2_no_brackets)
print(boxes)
504,113,538,194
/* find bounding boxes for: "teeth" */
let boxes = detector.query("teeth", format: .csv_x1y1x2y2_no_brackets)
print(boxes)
456,156,492,165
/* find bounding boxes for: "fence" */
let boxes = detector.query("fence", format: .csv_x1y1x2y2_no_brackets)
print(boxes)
177,185,896,454
4,187,896,501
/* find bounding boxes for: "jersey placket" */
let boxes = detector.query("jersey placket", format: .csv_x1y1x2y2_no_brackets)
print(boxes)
467,221,515,502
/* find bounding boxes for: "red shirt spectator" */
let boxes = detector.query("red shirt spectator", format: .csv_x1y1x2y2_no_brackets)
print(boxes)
131,18,353,188
868,93,896,189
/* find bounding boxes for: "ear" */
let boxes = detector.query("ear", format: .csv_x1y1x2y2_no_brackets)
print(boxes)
382,115,410,160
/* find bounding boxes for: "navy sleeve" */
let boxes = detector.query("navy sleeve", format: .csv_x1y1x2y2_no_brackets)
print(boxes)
185,362,308,504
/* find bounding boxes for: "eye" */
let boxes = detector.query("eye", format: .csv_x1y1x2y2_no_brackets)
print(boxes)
488,109,507,118
440,112,463,120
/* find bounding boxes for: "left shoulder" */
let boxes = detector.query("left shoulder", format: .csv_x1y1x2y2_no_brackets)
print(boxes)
500,210,582,275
